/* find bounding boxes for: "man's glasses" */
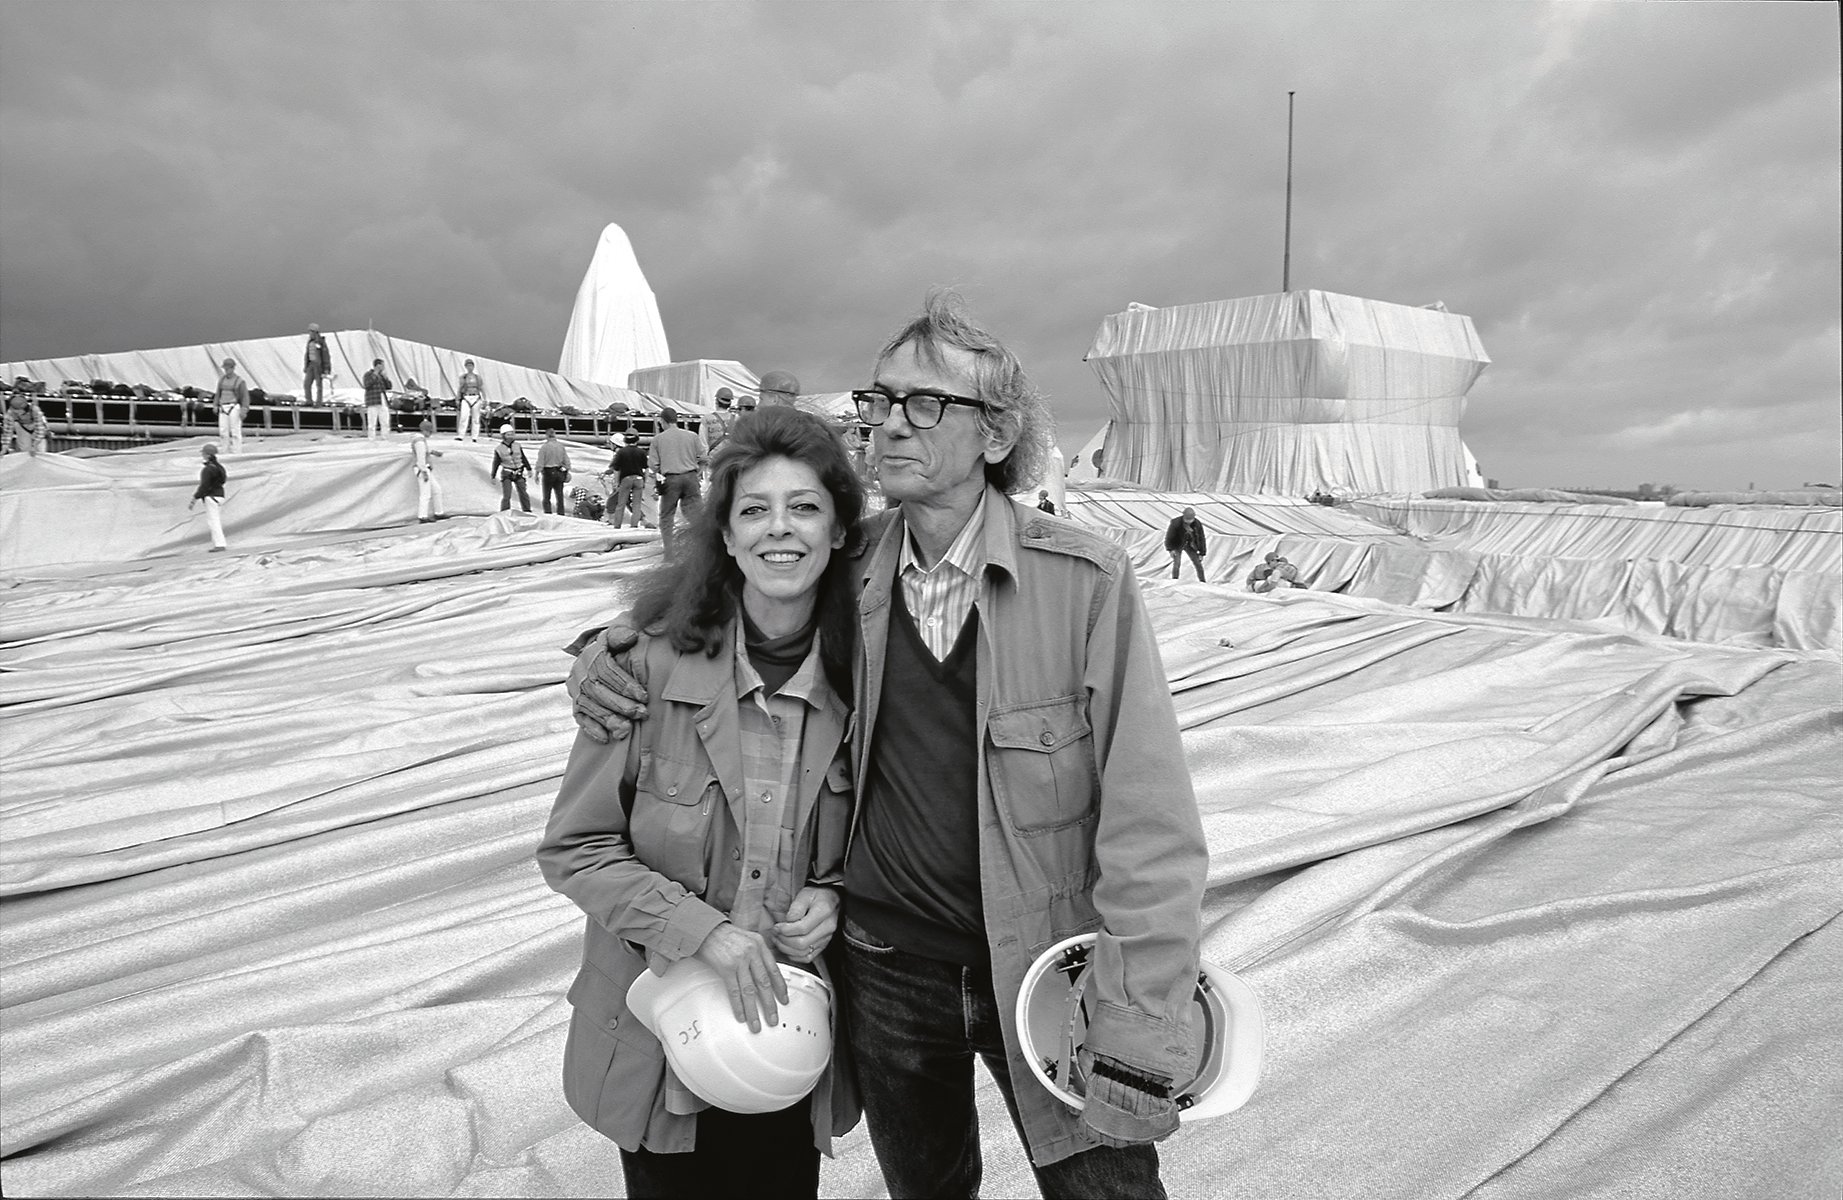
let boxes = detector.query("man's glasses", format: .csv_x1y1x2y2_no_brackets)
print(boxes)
851,387,987,430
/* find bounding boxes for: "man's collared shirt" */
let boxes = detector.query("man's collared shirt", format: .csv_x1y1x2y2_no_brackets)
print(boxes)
899,490,988,661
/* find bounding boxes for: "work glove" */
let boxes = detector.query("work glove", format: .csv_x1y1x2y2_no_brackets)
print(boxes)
563,621,646,742
1077,1049,1181,1148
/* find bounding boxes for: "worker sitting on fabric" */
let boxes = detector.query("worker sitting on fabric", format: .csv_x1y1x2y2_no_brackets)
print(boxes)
1248,551,1302,593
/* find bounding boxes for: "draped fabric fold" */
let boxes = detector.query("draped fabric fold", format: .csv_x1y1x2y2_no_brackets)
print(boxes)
2,450,1837,1198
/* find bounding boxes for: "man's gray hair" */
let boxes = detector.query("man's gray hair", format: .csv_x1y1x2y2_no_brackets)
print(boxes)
875,289,1054,495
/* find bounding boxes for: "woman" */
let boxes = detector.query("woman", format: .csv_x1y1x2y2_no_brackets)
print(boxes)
537,406,866,1200
186,442,228,552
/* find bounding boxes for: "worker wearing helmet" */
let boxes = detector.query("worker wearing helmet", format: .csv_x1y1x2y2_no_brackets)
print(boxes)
705,386,738,455
757,369,801,408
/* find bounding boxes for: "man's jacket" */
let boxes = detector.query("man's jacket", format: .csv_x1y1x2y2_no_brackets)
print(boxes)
1164,515,1206,555
849,490,1207,1166
303,333,330,374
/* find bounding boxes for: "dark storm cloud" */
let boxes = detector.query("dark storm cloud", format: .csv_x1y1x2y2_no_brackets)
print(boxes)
1,1,1836,488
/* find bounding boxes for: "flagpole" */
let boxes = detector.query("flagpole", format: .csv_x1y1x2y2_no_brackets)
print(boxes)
1283,90,1295,293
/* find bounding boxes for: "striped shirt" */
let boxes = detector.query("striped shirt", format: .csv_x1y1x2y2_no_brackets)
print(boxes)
898,491,989,661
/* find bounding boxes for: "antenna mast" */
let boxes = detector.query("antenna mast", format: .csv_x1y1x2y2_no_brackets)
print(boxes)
1283,90,1295,293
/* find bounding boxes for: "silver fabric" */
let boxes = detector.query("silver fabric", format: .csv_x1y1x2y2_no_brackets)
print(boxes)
1,451,1838,1197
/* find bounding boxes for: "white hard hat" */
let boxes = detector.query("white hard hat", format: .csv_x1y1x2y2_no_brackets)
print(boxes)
626,956,833,1114
1015,933,1263,1123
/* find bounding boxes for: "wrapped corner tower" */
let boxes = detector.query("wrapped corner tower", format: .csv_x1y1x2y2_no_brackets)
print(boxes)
1084,291,1490,495
558,223,672,389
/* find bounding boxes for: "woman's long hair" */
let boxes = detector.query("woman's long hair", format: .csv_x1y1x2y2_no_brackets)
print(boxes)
631,406,866,697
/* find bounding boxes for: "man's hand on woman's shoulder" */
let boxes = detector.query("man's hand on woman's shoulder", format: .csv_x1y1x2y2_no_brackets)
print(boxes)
563,621,647,742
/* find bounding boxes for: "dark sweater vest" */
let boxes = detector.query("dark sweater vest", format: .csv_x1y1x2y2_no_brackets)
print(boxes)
845,585,986,965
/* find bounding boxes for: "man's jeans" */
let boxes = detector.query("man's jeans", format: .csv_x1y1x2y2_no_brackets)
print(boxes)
1170,548,1205,581
840,919,1165,1200
540,467,568,514
658,471,700,556
609,475,645,527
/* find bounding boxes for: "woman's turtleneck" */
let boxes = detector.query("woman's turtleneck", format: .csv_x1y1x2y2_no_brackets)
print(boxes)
741,605,817,696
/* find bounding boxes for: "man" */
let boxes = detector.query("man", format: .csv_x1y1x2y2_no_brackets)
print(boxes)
602,431,649,528
704,386,737,455
1164,506,1207,581
187,442,229,552
362,358,393,440
303,323,331,405
757,369,801,408
456,359,485,441
646,405,706,557
214,358,250,454
410,418,446,523
570,293,1207,1198
1248,550,1302,593
490,424,532,512
1036,489,1056,515
537,431,573,515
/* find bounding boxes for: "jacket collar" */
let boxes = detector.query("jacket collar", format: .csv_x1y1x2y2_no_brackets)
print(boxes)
655,618,846,725
862,484,1019,607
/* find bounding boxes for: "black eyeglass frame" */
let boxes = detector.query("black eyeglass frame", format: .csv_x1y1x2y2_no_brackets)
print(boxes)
850,387,989,430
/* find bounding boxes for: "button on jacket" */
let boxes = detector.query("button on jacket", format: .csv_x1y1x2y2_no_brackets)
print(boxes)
848,488,1208,1167
537,624,857,1155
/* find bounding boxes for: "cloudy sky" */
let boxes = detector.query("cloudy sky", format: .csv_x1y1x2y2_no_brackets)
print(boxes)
2,1,1836,490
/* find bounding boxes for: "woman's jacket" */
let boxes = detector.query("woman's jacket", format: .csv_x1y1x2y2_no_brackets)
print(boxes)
536,625,858,1154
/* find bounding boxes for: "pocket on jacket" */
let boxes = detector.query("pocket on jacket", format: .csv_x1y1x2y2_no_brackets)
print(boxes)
562,1001,668,1140
562,952,665,1137
808,754,854,883
987,695,1098,834
630,748,718,891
